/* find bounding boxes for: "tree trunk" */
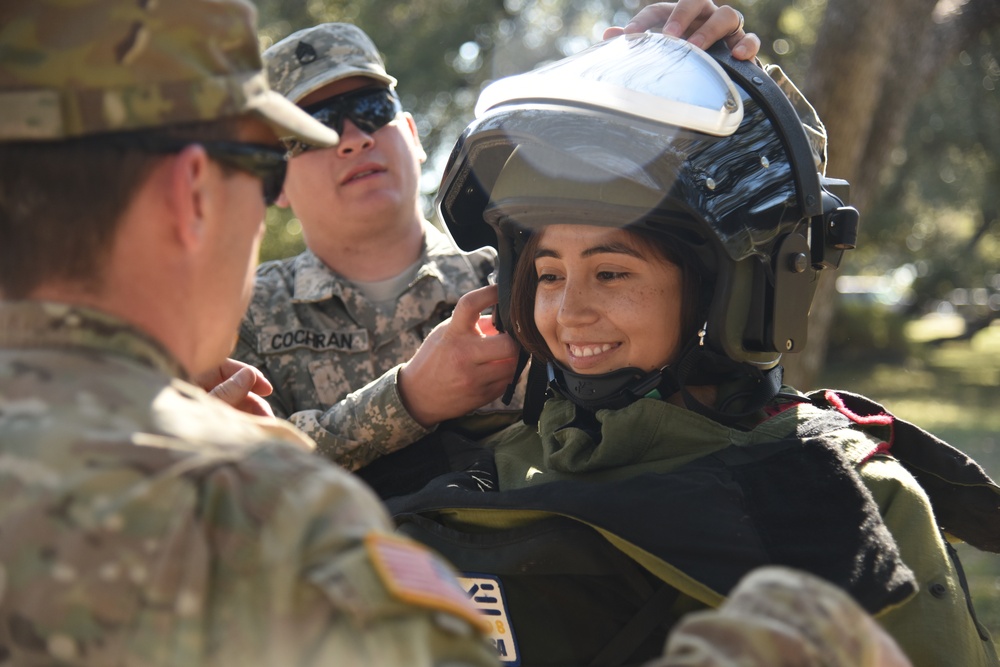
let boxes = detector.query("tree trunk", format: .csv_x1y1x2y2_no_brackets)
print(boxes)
782,0,1000,388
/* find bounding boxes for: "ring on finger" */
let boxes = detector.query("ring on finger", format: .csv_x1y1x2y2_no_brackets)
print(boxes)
727,9,745,37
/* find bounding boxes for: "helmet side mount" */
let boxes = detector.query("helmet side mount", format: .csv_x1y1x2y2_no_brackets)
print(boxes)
706,42,860,358
812,177,860,270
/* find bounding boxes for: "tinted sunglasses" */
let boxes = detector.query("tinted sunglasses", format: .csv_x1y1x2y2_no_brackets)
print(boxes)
116,136,288,206
290,87,402,154
201,141,288,206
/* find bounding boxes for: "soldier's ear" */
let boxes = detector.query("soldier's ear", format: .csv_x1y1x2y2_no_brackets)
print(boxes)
165,144,213,250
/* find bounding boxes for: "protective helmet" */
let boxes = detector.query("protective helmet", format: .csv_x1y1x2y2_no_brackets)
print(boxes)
438,34,859,415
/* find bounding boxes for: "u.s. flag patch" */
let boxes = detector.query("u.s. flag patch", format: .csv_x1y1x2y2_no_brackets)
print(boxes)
366,533,482,629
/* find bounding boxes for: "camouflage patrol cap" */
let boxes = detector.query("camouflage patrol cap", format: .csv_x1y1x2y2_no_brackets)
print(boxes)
0,0,339,146
264,23,397,105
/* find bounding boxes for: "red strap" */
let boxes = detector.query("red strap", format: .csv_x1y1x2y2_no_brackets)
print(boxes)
824,390,893,426
825,390,895,459
861,440,893,464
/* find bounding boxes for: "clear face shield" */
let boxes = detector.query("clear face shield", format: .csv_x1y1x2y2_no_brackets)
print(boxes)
444,35,811,270
476,33,744,138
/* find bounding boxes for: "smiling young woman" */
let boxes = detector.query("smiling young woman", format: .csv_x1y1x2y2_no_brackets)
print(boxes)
512,224,693,376
384,32,1000,667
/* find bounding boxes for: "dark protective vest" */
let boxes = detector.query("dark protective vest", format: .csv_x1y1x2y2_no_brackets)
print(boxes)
373,391,1000,667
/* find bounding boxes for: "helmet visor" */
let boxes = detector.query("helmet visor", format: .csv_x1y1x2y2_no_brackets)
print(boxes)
476,33,743,137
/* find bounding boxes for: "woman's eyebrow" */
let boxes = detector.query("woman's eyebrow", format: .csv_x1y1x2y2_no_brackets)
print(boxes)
581,242,644,259
535,241,644,261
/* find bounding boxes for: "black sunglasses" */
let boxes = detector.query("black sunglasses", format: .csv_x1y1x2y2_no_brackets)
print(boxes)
201,141,288,206
113,136,288,206
293,87,402,152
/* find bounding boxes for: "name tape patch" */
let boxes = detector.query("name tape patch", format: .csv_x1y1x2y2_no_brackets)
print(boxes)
261,328,370,354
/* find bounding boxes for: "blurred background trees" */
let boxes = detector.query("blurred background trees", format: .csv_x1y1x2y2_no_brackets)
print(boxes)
254,0,1000,388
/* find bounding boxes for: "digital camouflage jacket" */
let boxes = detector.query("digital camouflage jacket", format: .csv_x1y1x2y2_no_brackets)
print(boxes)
234,221,496,471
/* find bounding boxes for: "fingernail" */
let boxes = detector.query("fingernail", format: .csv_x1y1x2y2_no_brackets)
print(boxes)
733,44,748,60
688,34,705,49
663,21,683,37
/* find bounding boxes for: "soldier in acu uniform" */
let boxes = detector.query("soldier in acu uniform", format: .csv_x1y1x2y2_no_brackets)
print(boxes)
0,1,497,665
232,22,521,472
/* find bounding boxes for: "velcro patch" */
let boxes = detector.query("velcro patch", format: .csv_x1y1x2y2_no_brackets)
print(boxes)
366,533,482,630
458,574,520,665
260,328,370,354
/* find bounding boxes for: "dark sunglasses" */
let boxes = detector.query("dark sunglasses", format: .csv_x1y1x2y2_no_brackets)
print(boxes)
291,87,402,154
201,141,288,206
113,136,288,206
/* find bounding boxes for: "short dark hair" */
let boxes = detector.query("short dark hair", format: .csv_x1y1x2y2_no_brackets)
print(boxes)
509,225,704,364
0,118,242,299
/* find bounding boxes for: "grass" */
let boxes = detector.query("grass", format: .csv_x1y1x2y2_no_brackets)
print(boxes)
818,316,1000,645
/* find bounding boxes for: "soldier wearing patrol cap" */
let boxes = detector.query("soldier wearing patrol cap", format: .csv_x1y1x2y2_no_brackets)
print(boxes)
232,20,520,474
0,1,498,665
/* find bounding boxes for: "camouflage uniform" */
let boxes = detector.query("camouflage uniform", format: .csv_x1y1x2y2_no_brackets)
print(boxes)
0,302,496,666
0,2,493,664
234,224,496,471
0,0,338,145
652,566,908,667
233,22,500,471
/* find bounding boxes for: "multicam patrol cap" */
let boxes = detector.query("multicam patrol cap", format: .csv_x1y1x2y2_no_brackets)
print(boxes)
0,0,339,146
264,23,397,104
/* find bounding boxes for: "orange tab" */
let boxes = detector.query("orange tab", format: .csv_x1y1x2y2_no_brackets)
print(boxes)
366,533,484,630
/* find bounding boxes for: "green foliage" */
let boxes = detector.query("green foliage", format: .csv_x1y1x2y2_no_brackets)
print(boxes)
259,206,305,263
862,27,1000,314
826,299,913,363
738,0,816,76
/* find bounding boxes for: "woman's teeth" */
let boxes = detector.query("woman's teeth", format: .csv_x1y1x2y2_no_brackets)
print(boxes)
569,343,615,357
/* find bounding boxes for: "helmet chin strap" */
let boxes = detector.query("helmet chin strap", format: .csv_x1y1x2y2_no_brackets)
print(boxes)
549,325,783,426
548,362,669,412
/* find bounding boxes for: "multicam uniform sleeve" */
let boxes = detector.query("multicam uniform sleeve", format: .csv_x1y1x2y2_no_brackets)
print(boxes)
0,402,493,666
286,365,432,471
210,442,496,666
647,567,911,667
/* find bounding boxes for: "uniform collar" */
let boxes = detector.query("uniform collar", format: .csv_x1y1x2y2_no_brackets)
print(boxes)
535,392,827,476
0,300,186,379
289,221,450,303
